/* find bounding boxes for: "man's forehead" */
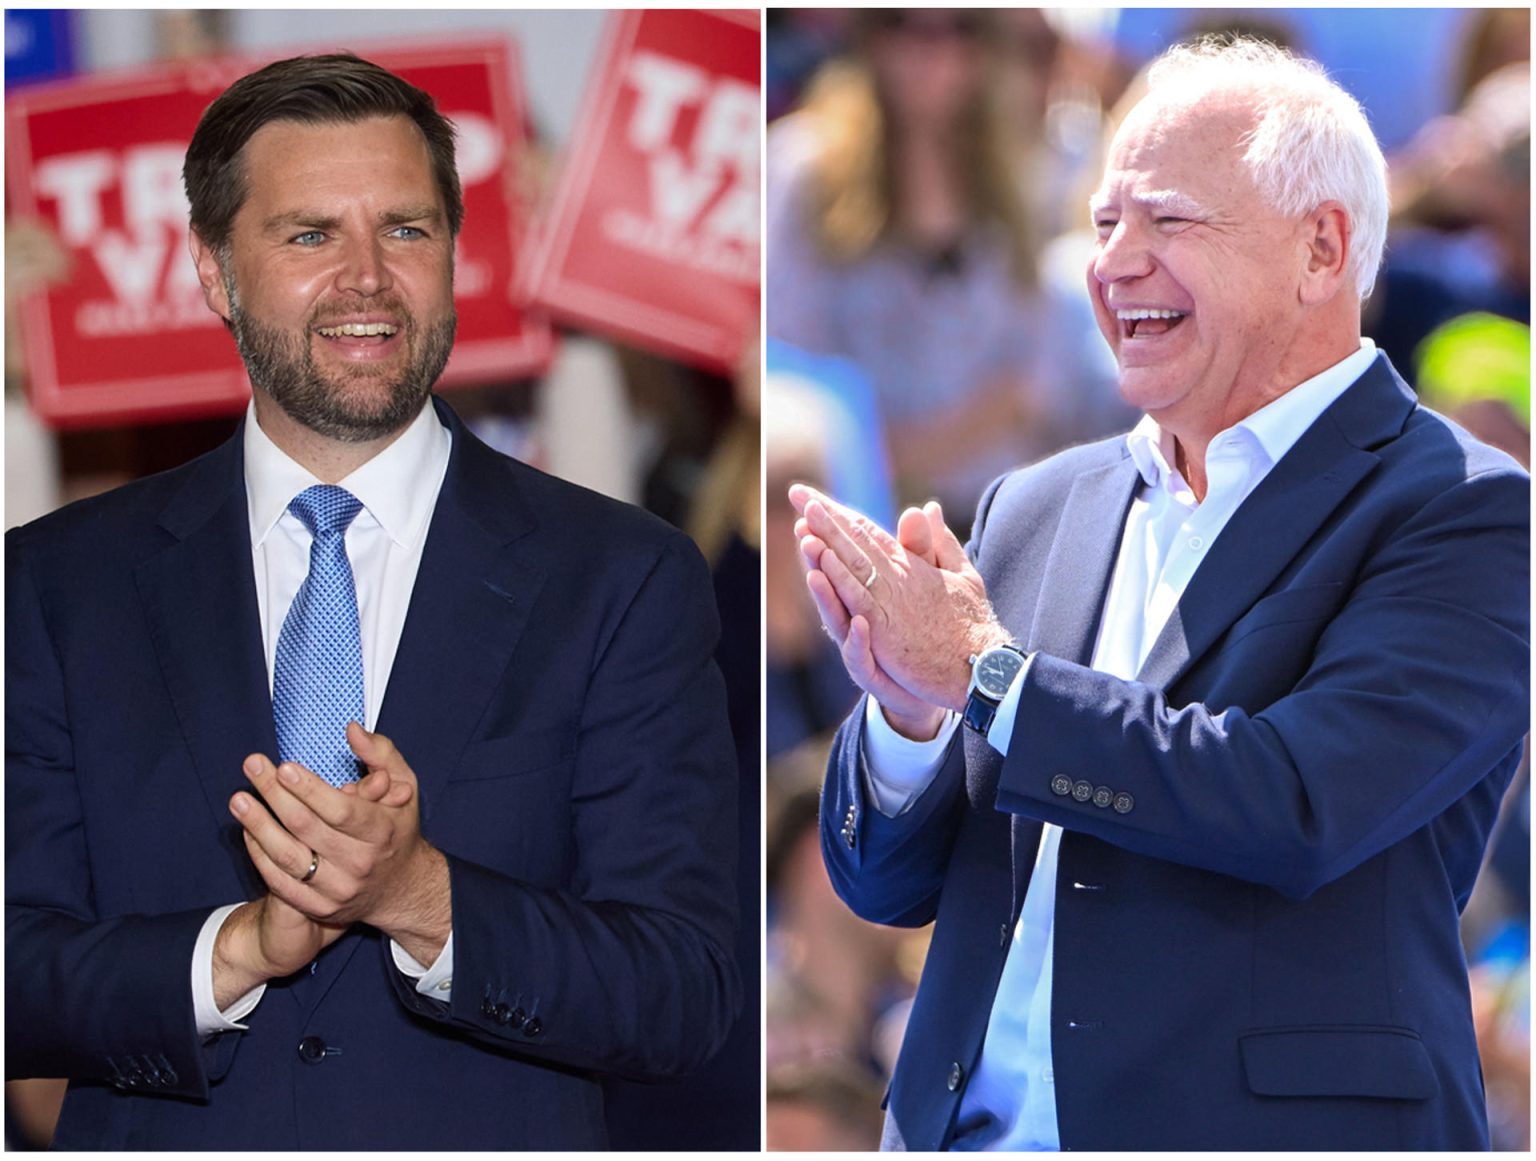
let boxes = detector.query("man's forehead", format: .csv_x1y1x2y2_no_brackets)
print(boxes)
1112,89,1257,159
243,112,426,153
231,115,442,228
236,115,438,191
1091,95,1257,208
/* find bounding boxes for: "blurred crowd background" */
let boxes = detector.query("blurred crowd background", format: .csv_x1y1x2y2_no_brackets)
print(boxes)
4,9,758,1151
763,8,1529,1151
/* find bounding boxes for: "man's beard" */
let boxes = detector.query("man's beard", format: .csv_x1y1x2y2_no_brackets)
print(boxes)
224,274,456,443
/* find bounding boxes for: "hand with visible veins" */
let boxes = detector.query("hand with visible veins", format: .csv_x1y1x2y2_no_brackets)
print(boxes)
788,484,1011,739
790,494,938,736
229,723,451,967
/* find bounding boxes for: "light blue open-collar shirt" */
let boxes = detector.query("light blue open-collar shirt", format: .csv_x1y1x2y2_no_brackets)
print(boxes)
863,339,1379,1150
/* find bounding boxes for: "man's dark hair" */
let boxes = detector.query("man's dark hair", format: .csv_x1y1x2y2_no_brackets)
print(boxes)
183,53,463,253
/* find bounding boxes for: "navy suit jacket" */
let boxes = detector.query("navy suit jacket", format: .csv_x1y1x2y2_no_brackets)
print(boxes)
822,356,1529,1150
6,398,740,1149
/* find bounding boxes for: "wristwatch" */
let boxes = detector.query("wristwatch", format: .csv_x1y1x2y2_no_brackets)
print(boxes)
962,643,1030,736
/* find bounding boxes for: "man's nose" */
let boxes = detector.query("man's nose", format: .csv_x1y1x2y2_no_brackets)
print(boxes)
1092,221,1153,286
335,236,392,297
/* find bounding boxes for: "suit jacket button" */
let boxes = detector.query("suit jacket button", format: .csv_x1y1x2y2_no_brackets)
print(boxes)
947,1062,965,1092
1072,779,1093,802
1113,792,1135,814
296,1036,327,1063
509,1007,527,1029
481,998,498,1019
492,1003,514,1025
522,1016,543,1038
845,828,857,849
999,922,1010,947
1050,774,1073,796
1092,786,1113,809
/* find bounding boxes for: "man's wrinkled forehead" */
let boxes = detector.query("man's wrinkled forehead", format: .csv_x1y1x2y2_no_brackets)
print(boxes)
1089,93,1257,215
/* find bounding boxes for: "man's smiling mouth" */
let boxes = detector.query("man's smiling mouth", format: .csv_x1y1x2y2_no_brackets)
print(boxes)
315,322,400,338
1117,308,1187,338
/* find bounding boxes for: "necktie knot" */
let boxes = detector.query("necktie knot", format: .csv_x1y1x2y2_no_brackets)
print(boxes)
289,485,363,539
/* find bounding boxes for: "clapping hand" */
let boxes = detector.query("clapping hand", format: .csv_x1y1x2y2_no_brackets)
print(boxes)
788,484,1011,739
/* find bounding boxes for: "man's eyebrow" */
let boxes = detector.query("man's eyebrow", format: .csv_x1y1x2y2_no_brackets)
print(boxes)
379,206,444,226
261,211,340,233
259,206,444,233
1088,189,1211,220
1133,189,1210,217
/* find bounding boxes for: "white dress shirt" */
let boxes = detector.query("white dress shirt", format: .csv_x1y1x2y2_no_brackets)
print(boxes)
192,400,455,1036
864,340,1379,1149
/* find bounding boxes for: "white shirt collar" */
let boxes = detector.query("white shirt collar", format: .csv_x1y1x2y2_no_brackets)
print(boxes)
244,399,451,548
1127,338,1378,489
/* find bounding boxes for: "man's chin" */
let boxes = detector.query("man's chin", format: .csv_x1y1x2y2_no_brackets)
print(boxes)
257,381,431,444
314,412,421,444
312,397,430,443
1117,372,1178,416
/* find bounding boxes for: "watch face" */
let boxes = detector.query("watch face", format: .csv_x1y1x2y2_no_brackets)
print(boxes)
975,647,1025,699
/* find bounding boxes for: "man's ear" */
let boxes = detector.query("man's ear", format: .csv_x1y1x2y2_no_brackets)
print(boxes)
1298,201,1351,306
188,229,232,321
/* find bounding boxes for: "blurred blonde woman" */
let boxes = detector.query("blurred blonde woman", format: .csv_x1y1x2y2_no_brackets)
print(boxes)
767,10,1058,522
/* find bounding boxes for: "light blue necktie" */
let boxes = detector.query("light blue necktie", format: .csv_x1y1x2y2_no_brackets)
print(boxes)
273,485,365,787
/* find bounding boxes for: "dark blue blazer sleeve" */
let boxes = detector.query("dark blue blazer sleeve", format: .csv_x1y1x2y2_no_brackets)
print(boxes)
819,699,968,928
6,531,220,1099
383,532,741,1080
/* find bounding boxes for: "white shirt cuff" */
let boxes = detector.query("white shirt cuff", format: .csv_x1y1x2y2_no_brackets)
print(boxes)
984,651,1035,758
193,903,266,1038
861,695,960,817
391,931,455,1001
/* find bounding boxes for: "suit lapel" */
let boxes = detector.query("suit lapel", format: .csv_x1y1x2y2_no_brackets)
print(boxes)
299,403,543,1011
1135,356,1414,692
1011,451,1140,913
374,403,542,821
1023,452,1141,663
135,433,274,901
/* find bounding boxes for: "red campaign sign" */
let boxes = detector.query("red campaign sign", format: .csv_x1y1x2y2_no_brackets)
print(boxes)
520,9,759,374
6,40,552,428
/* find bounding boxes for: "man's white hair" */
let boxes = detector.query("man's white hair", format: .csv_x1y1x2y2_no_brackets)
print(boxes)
1147,36,1389,299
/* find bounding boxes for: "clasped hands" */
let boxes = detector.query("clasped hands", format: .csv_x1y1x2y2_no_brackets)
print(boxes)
215,723,450,1004
789,483,1011,741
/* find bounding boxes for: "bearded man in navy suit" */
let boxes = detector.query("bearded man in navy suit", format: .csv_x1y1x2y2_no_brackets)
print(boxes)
792,38,1527,1151
7,54,739,1149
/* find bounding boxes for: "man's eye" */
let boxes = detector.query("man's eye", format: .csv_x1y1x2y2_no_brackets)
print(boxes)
1094,219,1118,234
1155,216,1189,227
291,231,325,246
389,226,425,240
